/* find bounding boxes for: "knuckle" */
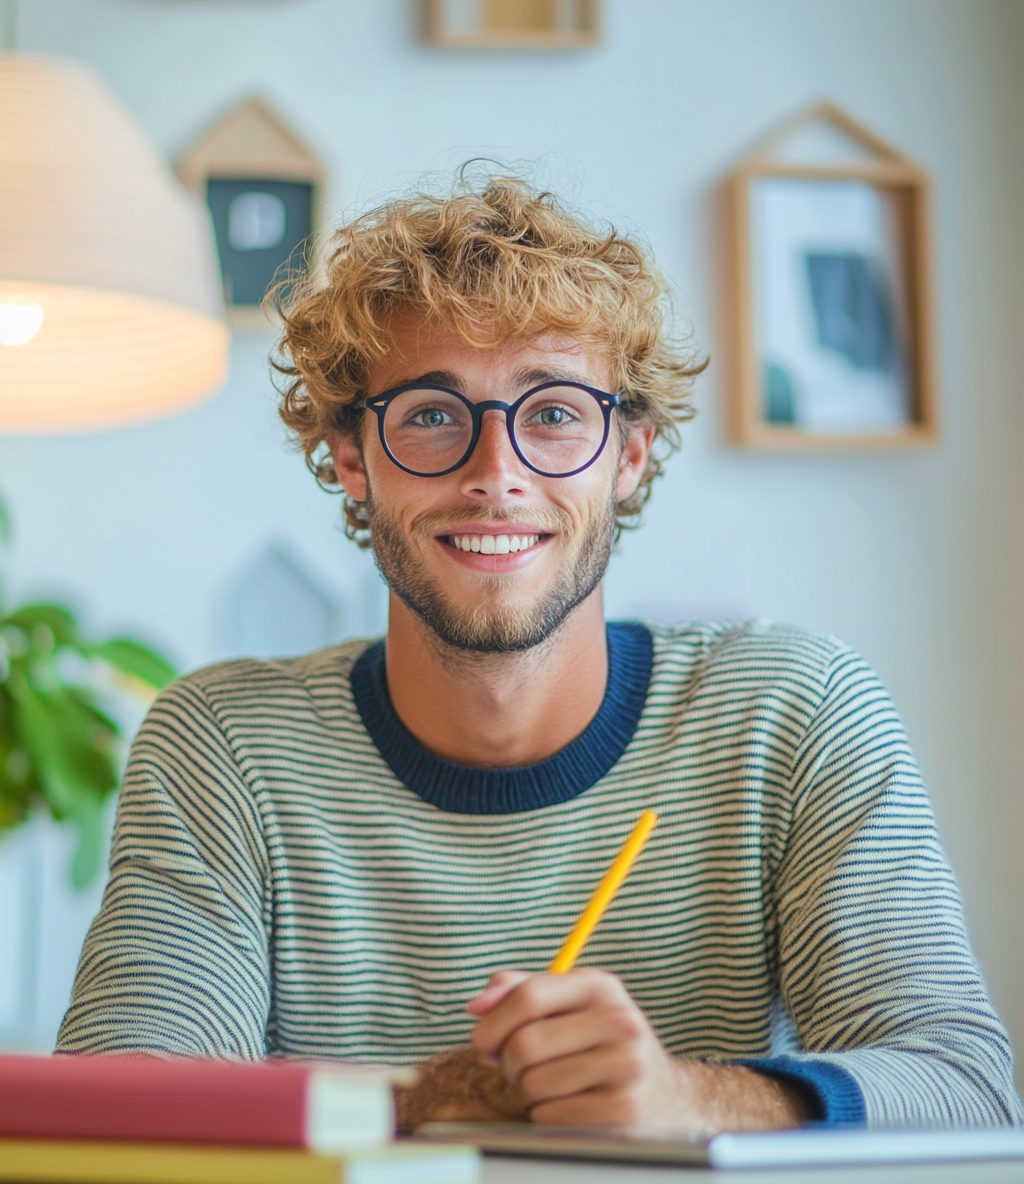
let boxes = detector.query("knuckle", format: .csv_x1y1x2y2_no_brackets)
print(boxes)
605,1002,646,1041
607,973,633,1001
617,1045,648,1081
518,977,545,1010
529,1099,562,1124
505,1026,540,1067
588,970,632,1006
517,1064,548,1104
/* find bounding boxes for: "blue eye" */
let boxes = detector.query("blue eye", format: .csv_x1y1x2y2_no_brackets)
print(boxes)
527,404,577,428
416,408,452,428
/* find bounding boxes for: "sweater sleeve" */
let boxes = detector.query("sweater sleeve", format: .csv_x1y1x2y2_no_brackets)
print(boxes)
745,643,1021,1127
56,676,272,1059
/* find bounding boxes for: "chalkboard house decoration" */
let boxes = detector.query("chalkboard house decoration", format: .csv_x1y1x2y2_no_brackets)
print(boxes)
178,98,323,326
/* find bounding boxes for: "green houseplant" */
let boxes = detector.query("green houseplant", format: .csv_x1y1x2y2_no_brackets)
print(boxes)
0,493,177,887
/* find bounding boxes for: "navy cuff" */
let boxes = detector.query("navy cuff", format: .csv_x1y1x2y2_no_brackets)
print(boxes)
734,1055,866,1127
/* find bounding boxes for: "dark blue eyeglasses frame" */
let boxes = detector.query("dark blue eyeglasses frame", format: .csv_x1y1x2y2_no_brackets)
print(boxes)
355,381,623,479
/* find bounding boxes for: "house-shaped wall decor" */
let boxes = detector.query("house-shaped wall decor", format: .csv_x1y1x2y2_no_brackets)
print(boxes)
423,0,599,49
221,543,344,659
721,103,937,450
178,98,325,328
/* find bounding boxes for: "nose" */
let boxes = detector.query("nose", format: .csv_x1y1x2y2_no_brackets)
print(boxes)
458,409,529,501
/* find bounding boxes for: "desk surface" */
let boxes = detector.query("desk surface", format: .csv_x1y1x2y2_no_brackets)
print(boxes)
480,1153,1024,1183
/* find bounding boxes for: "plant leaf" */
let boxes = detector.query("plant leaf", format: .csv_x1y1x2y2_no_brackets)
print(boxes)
0,582,175,885
0,684,37,829
6,672,119,818
91,638,177,690
3,603,80,648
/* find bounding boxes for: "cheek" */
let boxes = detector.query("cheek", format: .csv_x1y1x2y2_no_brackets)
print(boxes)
553,473,618,533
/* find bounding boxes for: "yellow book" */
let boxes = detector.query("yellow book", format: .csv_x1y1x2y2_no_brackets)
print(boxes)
0,1138,479,1184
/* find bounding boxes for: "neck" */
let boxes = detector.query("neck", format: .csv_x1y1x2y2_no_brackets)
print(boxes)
384,587,609,768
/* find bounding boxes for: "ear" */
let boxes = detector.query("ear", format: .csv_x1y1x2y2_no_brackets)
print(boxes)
616,426,655,502
329,428,368,502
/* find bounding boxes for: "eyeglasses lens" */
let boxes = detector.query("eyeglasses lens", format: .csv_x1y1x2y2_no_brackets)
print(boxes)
381,386,606,476
513,387,606,475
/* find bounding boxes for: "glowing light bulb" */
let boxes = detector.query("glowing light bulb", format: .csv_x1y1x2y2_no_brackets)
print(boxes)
0,303,44,346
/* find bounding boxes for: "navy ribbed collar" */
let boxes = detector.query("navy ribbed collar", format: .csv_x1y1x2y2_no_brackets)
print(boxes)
349,621,653,815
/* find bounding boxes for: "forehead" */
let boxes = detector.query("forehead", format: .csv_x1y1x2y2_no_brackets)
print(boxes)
365,308,612,394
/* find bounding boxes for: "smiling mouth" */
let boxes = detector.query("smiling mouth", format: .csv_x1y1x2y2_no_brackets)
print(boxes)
445,533,547,555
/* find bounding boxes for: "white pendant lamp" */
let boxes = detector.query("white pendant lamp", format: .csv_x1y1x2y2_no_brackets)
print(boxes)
0,53,229,433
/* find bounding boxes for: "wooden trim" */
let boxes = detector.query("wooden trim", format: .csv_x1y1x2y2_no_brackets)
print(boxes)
177,97,324,196
736,425,937,451
742,101,908,167
723,105,939,451
732,161,927,185
907,169,939,444
422,0,599,48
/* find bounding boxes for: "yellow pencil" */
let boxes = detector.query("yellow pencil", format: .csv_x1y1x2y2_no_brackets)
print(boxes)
548,809,659,974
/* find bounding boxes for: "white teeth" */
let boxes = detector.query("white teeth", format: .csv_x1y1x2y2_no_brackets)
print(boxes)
450,534,542,554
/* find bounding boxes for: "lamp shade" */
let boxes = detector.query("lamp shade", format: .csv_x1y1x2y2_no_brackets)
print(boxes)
0,53,229,433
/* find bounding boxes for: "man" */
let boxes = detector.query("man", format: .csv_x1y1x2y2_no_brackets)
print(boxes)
59,176,1020,1132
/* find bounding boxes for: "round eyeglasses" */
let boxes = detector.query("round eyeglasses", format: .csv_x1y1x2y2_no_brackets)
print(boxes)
355,381,622,479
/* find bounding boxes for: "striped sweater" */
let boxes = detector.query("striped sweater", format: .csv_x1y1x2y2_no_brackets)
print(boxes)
57,620,1021,1127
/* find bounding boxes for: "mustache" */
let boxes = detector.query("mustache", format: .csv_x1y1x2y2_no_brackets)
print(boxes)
409,506,574,538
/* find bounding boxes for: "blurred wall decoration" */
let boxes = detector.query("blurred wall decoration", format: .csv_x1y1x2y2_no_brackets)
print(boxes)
0,1,1021,1087
178,97,324,327
722,104,938,449
221,543,346,659
423,0,600,49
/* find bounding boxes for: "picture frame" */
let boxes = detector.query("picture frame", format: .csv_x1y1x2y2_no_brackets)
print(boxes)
721,104,938,449
422,0,599,50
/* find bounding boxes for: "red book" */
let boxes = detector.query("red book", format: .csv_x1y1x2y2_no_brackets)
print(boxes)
0,1054,399,1152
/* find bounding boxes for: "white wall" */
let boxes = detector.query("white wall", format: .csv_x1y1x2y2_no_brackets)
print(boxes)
2,0,1023,1073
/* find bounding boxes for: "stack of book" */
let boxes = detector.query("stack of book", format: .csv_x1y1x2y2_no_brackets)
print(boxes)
0,1053,478,1184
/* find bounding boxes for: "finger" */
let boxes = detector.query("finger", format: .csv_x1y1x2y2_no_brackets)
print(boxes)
467,970,532,1017
517,1044,643,1105
500,1002,646,1083
530,1087,641,1128
473,969,626,1057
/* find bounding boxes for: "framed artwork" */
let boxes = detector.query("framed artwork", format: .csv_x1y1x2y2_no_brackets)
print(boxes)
722,104,937,449
178,98,324,328
422,0,599,49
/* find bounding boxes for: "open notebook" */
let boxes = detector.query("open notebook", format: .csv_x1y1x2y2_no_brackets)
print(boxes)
418,1122,1024,1169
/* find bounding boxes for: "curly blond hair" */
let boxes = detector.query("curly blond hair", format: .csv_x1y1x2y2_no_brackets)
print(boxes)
274,174,703,545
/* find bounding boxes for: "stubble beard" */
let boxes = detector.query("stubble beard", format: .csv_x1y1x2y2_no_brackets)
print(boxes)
367,491,617,654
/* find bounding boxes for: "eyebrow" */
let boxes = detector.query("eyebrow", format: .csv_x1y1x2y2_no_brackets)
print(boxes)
511,365,596,389
384,369,464,391
377,365,599,398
